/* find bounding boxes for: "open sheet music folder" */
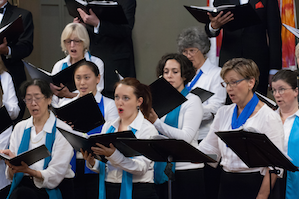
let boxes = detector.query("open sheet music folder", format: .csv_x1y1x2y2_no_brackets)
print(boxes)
23,59,86,92
0,145,50,166
0,106,13,134
216,130,298,172
149,77,187,118
58,127,140,160
54,93,105,133
0,15,24,44
117,138,217,163
65,0,128,24
184,3,261,31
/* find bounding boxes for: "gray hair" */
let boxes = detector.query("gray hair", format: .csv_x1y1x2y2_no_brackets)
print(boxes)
177,26,210,57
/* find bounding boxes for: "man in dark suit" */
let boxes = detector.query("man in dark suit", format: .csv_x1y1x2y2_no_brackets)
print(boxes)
0,1,34,121
205,0,282,95
75,0,136,98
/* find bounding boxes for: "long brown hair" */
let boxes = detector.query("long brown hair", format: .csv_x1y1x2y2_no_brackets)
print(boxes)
115,77,152,119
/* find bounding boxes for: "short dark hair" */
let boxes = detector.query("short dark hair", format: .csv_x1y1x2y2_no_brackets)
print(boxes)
156,53,195,85
272,69,299,89
20,79,53,99
74,60,100,76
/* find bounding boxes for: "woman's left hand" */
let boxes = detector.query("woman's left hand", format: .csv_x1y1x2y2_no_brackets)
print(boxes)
6,161,43,179
91,143,116,157
148,108,158,124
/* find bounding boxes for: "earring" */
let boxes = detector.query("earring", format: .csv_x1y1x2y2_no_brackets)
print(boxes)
64,50,68,56
137,106,140,111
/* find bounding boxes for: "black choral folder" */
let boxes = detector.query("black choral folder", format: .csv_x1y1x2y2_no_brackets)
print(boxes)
118,138,217,163
65,0,128,24
0,106,13,133
0,145,50,166
58,127,140,158
255,91,278,110
0,15,24,44
190,87,214,103
55,93,105,133
215,130,298,172
23,59,86,92
184,3,261,31
149,77,187,118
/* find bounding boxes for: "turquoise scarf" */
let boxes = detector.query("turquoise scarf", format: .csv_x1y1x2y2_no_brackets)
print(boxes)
154,87,189,184
7,119,62,199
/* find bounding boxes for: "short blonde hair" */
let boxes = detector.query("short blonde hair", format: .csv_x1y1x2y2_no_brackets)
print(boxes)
295,43,299,58
60,23,90,52
220,58,260,91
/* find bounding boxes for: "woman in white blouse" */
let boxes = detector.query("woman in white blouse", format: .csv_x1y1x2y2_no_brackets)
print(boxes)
53,60,118,199
0,79,74,199
148,53,204,199
271,69,299,199
0,60,20,198
199,58,284,199
82,77,159,199
51,22,104,99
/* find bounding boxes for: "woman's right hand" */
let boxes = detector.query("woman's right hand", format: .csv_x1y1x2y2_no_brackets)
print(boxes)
80,148,95,167
50,83,76,98
208,11,234,29
0,149,15,158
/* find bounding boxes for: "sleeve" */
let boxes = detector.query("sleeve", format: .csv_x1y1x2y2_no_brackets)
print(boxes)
266,0,282,70
202,71,226,121
33,130,74,189
153,95,203,143
51,60,63,75
92,56,105,92
90,0,136,39
2,73,20,120
9,10,34,61
104,99,118,123
0,126,12,150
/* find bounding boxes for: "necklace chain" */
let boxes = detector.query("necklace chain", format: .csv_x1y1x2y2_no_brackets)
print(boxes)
30,130,46,144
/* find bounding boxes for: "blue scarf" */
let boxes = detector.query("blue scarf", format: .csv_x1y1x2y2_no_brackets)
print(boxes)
98,125,137,199
231,93,259,129
70,96,105,174
7,119,62,199
154,87,189,184
286,115,299,199
186,70,203,91
61,51,92,70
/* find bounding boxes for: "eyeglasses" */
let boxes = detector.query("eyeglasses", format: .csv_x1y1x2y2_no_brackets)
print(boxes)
271,88,293,95
182,49,199,56
221,78,247,88
23,96,45,104
64,39,82,45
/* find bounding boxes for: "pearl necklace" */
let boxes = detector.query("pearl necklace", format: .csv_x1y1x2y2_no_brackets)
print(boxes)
30,130,46,144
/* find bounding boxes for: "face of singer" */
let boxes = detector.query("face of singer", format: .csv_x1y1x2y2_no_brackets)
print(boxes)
25,85,51,120
74,65,100,97
65,33,84,62
183,47,205,70
224,70,255,107
272,80,298,110
163,59,185,92
114,84,143,121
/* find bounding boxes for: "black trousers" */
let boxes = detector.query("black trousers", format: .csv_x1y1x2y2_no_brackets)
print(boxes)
155,168,206,199
105,182,158,199
0,184,11,199
9,176,74,199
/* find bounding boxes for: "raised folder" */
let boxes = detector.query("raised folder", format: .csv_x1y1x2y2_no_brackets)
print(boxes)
58,127,140,159
150,77,187,118
255,91,278,110
65,0,128,24
190,87,214,103
23,59,85,92
0,106,13,134
0,15,24,44
184,3,261,31
0,145,50,166
54,93,105,133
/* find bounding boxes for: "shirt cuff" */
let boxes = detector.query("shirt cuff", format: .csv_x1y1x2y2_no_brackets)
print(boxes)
209,23,219,33
269,69,278,75
93,21,100,34
5,46,11,59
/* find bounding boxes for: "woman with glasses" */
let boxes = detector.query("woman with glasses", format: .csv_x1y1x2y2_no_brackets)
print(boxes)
0,79,74,199
177,26,226,142
199,58,284,199
0,58,20,198
271,70,299,198
51,22,104,99
53,60,118,199
148,53,204,199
